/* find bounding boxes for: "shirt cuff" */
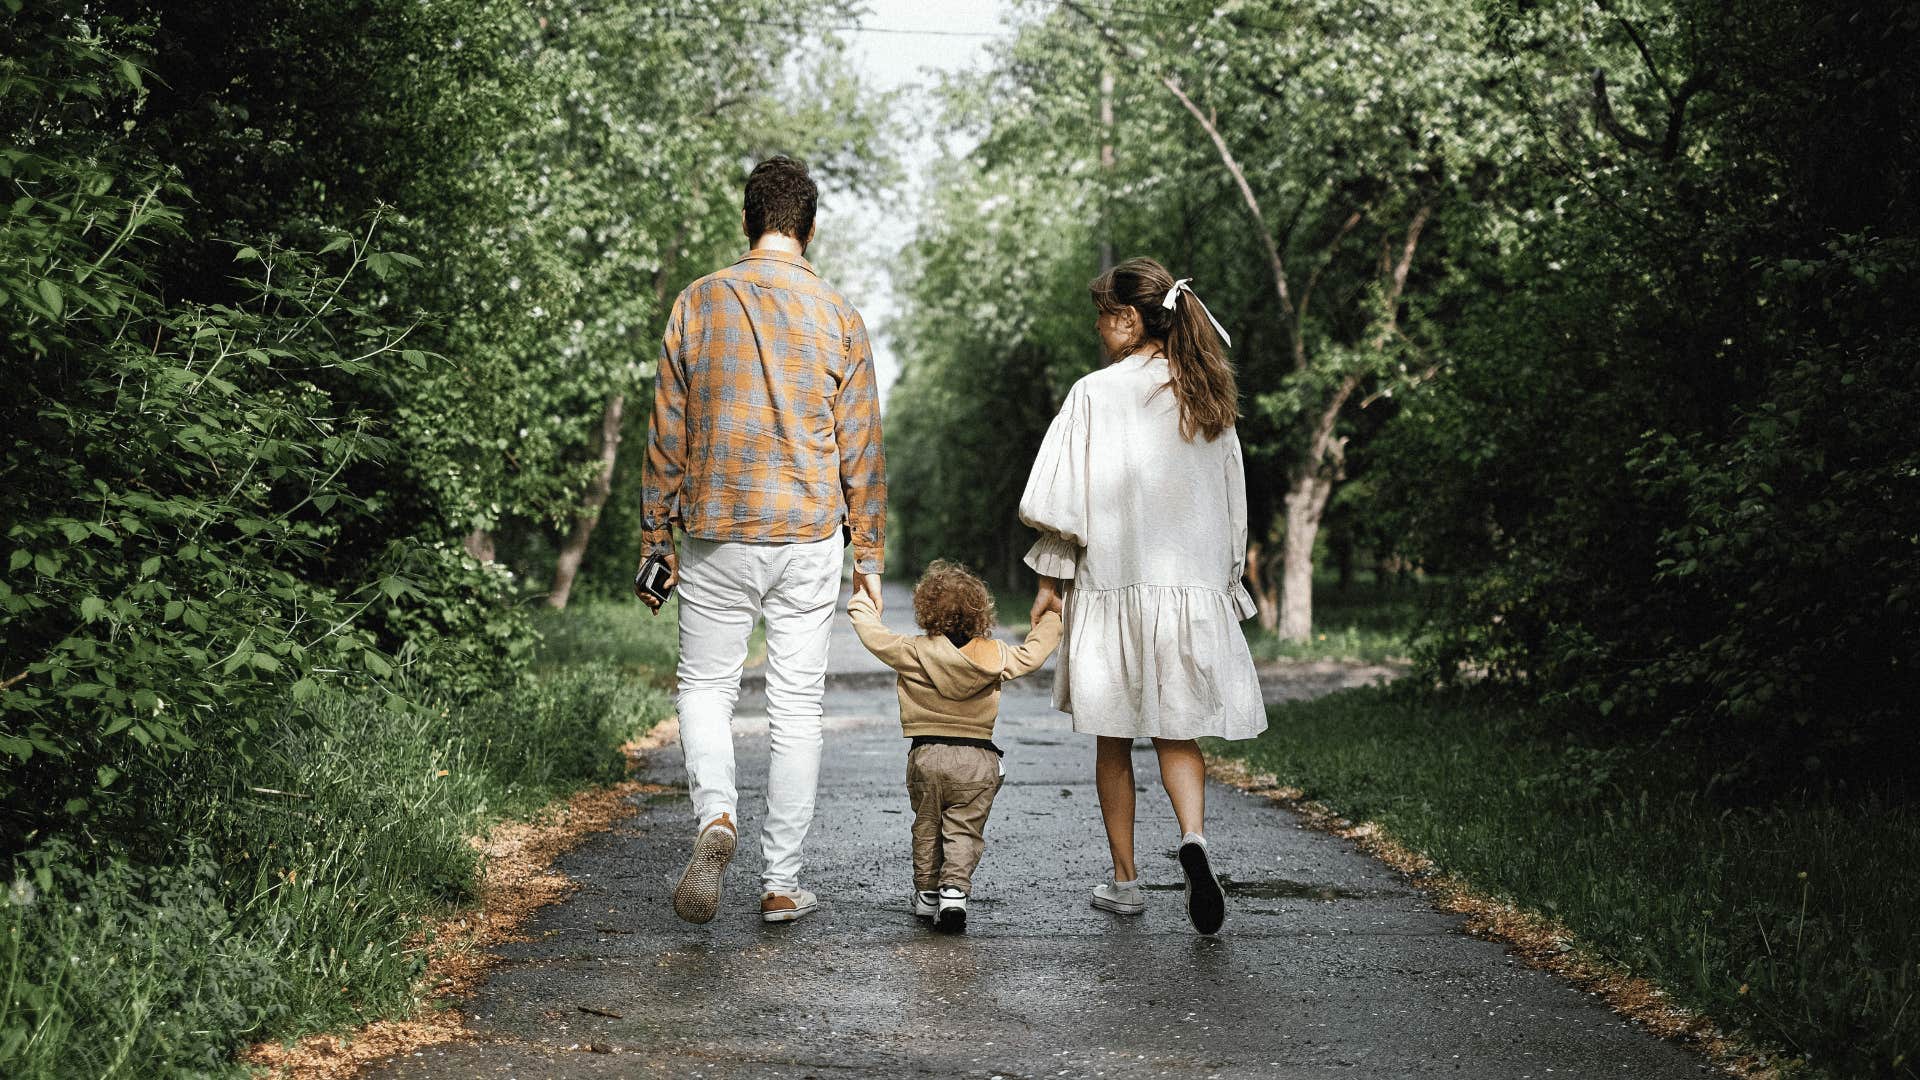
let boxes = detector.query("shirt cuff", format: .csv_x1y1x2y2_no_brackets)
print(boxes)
641,529,674,559
852,545,884,575
1024,533,1079,579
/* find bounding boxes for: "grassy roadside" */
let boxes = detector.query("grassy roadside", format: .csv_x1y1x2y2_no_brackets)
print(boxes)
1239,575,1426,664
0,603,674,1079
1213,685,1919,1079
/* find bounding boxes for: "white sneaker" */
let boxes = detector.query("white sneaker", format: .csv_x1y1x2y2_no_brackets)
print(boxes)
933,886,967,933
1090,878,1145,915
760,888,818,923
1179,832,1226,935
672,813,737,924
911,890,939,918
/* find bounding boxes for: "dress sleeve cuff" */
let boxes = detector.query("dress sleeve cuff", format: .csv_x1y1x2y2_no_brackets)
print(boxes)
1231,581,1260,622
1024,533,1079,579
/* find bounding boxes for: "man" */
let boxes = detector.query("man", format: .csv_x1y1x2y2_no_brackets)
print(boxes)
638,155,886,925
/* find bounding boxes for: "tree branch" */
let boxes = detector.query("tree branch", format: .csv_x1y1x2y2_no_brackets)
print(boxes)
1369,203,1432,351
1298,207,1365,347
1590,68,1660,156
1060,0,1297,333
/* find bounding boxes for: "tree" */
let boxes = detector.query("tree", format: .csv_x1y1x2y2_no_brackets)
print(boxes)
893,0,1524,639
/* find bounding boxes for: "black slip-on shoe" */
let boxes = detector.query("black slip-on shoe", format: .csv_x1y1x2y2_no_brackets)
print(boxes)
1179,834,1226,935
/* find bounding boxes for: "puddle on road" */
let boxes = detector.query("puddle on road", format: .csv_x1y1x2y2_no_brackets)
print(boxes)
1139,875,1392,901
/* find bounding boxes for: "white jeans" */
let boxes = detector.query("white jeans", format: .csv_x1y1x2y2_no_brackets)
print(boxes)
674,533,842,893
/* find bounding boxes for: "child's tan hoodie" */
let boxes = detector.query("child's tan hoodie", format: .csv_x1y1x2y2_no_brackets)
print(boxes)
847,594,1062,741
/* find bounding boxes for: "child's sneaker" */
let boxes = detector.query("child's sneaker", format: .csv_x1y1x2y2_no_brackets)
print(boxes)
1178,832,1226,935
910,890,939,918
672,813,736,924
760,888,818,923
933,886,967,933
1091,878,1145,915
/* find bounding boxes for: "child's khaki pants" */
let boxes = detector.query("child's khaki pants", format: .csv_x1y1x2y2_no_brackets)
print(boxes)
905,742,1003,893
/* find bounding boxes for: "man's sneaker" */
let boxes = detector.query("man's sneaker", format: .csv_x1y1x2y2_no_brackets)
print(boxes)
672,813,736,924
933,886,967,933
1091,878,1146,915
1178,832,1226,935
911,890,939,919
761,888,818,923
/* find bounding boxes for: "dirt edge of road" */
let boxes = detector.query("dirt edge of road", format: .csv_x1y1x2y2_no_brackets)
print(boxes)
242,719,682,1080
1206,755,1780,1080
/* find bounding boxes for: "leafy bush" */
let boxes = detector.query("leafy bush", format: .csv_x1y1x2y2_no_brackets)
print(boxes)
1372,1,1920,777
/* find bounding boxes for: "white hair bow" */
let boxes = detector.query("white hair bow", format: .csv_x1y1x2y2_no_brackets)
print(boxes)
1160,278,1233,347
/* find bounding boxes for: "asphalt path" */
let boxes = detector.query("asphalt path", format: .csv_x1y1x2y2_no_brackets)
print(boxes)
363,583,1704,1079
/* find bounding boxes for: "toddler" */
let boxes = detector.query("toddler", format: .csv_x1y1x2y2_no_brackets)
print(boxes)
847,560,1061,932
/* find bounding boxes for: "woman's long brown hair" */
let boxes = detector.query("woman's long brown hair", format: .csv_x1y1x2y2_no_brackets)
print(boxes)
1089,256,1238,441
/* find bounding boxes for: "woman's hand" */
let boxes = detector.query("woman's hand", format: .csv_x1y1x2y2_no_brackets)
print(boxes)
1030,575,1064,625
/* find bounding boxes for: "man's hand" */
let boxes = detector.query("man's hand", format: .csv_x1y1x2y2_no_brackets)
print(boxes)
1031,575,1064,625
854,572,883,615
634,551,679,614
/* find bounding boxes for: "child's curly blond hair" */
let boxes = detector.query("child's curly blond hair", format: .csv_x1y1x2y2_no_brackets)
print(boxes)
913,560,996,642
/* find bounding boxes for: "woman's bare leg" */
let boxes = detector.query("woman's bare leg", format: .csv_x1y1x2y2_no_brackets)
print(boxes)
1151,738,1207,839
1094,736,1138,881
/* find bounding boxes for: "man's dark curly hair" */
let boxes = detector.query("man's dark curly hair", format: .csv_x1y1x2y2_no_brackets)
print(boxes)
913,560,996,643
742,155,817,243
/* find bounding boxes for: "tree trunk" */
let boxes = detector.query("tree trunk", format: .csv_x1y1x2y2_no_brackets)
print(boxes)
1245,539,1281,632
545,391,625,610
463,527,495,563
1279,470,1334,642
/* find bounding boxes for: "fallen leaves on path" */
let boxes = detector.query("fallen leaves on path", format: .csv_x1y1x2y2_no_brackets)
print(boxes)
243,718,681,1079
1207,756,1779,1080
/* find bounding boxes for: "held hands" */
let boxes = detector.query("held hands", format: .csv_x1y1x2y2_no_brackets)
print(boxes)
851,572,883,616
1030,575,1064,626
634,551,678,614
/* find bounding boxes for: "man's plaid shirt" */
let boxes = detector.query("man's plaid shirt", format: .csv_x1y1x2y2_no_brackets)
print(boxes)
641,248,887,573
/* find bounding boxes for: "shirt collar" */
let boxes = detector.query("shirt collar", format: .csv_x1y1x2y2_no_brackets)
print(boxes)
736,247,818,277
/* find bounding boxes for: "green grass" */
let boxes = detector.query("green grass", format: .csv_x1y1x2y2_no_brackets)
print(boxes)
1240,574,1426,663
1,606,674,1079
994,574,1425,662
1213,686,1920,1079
533,596,681,683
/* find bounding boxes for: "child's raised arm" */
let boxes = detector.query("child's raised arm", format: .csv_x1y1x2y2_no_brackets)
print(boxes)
848,591,917,672
1001,609,1063,680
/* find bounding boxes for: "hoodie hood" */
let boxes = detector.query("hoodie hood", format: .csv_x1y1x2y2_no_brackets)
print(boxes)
918,636,1004,700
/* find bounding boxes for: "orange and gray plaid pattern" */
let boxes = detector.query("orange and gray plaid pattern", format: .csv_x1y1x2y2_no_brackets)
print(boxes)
641,249,887,573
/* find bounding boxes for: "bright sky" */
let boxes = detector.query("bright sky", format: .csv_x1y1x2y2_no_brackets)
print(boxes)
825,1,1017,399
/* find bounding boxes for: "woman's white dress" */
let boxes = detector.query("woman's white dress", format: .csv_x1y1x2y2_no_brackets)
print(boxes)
1019,353,1266,740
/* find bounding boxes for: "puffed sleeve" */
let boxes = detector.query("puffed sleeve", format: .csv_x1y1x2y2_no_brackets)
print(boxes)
1018,383,1092,579
1226,431,1259,621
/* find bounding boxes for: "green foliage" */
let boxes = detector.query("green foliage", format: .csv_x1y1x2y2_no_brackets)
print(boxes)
0,0,865,1072
1216,687,1920,1079
890,0,1525,609
0,663,668,1079
532,597,680,686
1373,0,1920,776
1241,574,1427,664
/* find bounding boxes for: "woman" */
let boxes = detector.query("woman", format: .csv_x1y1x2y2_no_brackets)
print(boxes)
1019,256,1264,936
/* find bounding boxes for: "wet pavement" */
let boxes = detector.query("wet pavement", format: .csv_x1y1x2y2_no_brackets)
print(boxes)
363,585,1706,1079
